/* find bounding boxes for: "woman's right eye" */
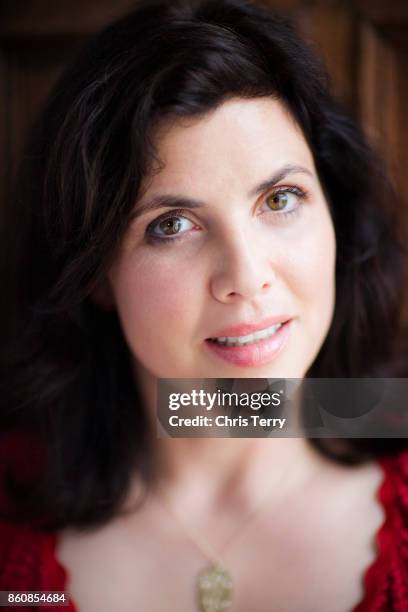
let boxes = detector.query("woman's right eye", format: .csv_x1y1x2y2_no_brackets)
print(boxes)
146,212,196,243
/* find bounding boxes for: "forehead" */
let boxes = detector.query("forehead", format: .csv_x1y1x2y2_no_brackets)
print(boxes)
143,97,316,196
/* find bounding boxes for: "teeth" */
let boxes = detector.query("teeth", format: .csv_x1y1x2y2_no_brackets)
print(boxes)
212,323,283,346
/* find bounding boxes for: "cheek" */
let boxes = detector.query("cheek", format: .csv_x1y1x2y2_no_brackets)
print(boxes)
284,209,336,332
309,217,336,325
109,255,201,350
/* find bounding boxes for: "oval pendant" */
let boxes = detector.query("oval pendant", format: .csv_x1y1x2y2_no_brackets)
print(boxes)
198,563,233,612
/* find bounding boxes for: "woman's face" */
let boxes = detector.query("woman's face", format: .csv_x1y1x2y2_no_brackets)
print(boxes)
108,97,336,379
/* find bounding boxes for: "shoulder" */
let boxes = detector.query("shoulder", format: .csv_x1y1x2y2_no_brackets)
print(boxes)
0,521,65,591
355,447,408,612
377,448,408,557
378,447,408,520
0,429,66,592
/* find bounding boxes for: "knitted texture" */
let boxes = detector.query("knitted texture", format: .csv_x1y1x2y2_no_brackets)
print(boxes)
354,452,408,612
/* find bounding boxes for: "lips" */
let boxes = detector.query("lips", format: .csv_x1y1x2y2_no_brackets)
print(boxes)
205,319,293,368
207,315,291,340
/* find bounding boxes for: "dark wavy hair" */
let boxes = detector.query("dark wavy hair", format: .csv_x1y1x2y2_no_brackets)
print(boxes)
0,0,406,530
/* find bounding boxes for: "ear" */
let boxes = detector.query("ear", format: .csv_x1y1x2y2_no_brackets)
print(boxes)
91,277,115,311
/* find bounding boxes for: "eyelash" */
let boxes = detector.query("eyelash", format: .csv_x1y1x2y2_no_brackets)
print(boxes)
145,186,309,246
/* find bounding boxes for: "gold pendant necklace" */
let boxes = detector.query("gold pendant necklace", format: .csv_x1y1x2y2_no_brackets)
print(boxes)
198,563,233,612
156,472,288,612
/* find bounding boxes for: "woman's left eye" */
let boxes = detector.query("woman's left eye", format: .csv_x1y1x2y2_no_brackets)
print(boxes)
261,187,306,215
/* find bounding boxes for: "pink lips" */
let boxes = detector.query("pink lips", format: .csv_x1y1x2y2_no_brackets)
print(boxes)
205,319,292,368
208,315,291,339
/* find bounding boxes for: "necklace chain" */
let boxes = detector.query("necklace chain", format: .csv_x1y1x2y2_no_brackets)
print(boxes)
155,447,307,612
156,466,292,565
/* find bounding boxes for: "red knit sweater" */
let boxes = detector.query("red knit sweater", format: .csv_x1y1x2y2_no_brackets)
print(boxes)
1,438,408,611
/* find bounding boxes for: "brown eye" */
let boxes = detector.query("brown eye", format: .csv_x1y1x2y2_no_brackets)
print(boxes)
262,188,304,215
266,191,291,211
147,214,195,241
159,218,183,235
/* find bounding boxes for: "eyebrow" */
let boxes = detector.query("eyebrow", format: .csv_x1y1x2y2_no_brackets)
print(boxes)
133,163,314,219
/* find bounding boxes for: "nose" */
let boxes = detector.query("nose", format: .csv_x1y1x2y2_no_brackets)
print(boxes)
210,228,275,304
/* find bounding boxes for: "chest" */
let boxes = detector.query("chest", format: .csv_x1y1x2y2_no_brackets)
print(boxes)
58,467,383,612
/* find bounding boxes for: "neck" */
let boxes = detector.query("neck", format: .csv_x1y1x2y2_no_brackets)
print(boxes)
134,364,321,514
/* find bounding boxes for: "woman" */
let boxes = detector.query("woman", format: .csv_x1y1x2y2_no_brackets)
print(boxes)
0,0,407,610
